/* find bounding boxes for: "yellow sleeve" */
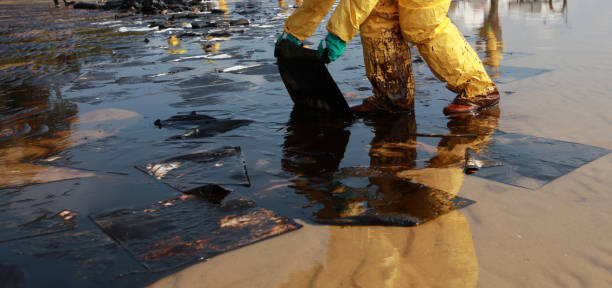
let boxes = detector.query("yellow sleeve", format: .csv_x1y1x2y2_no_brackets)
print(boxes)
284,0,337,41
326,0,380,42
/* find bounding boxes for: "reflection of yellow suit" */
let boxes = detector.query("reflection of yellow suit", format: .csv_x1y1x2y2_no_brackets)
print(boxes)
278,110,505,288
148,113,501,288
286,0,495,100
280,170,478,288
481,0,503,77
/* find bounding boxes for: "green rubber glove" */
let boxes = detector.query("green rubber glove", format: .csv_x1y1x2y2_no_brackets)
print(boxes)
277,32,301,46
317,33,346,63
274,32,301,57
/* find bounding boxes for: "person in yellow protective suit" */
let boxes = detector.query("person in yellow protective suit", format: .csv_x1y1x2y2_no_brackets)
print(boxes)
285,0,499,114
323,0,500,114
278,0,415,111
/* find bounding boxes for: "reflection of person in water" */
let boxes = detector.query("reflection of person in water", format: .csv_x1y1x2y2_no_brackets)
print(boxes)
508,0,567,14
281,109,352,218
280,108,500,286
479,0,503,77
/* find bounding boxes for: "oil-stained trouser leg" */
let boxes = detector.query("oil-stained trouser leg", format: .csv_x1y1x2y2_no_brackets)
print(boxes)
398,0,496,99
359,0,414,111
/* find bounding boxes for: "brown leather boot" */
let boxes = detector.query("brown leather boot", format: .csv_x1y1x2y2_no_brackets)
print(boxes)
351,94,414,115
443,87,500,115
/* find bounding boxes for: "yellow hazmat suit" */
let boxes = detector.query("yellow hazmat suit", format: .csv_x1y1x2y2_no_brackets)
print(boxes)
285,0,495,102
283,0,336,41
327,0,496,99
284,0,415,110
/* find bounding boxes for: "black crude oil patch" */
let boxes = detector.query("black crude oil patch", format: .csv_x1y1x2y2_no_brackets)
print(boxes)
15,229,116,258
154,111,218,129
0,188,77,243
90,196,301,271
136,146,250,192
154,112,252,139
311,167,474,226
465,131,610,189
0,229,144,286
0,264,25,288
0,209,77,243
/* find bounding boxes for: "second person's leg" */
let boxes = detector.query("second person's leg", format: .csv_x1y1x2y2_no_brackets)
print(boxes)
356,0,414,112
398,0,498,113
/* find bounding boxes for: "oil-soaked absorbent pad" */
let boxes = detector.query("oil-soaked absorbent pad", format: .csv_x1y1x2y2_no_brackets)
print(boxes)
276,40,352,118
467,131,610,190
136,146,250,192
90,196,301,271
313,167,475,226
154,112,253,139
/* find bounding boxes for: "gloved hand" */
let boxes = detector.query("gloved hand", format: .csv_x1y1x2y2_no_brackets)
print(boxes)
274,32,301,57
317,33,346,63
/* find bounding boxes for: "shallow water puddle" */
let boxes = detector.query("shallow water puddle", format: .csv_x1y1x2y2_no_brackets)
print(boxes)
170,81,256,108
136,146,250,192
90,196,301,271
220,63,277,75
466,131,610,189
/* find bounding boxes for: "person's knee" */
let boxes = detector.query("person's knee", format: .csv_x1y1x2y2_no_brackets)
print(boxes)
398,0,451,44
359,12,400,38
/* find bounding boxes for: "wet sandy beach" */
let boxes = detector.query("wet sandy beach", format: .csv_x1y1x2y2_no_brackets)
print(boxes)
1,0,611,287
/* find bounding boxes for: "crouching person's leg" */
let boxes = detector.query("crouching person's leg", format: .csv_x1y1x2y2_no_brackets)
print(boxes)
353,0,415,113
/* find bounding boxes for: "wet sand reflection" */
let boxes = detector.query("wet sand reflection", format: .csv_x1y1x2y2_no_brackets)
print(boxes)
275,107,500,287
480,0,503,77
150,108,500,287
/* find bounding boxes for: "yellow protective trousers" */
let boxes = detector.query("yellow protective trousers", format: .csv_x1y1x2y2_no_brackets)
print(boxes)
328,0,496,99
360,0,414,110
